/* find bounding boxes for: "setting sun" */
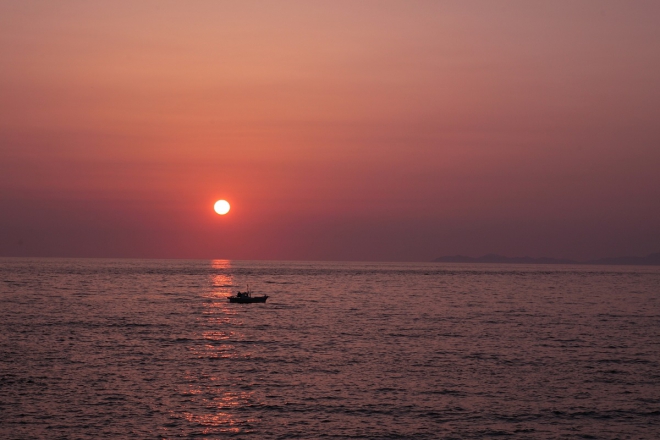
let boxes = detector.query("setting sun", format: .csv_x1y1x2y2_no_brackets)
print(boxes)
214,200,230,215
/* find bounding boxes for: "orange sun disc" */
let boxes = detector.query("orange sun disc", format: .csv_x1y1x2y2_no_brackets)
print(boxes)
214,200,230,215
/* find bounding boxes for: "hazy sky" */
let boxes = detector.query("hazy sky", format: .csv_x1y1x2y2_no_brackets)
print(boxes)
1,1,659,261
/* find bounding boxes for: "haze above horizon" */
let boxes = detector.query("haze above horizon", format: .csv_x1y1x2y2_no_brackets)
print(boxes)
1,1,659,261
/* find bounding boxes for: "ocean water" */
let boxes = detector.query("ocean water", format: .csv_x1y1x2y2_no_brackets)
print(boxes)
1,258,659,439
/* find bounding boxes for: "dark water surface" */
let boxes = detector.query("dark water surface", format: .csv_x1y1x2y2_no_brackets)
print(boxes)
1,258,659,439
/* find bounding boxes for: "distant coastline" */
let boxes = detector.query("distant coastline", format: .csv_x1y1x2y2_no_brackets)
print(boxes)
433,252,660,266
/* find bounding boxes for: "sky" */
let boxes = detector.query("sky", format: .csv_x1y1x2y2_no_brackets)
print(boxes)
1,0,659,262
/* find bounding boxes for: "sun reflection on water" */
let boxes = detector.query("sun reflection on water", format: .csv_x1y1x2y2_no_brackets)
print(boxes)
209,259,234,296
169,259,263,436
179,390,259,435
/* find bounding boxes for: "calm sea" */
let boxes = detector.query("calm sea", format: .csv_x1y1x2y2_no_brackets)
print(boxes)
1,258,659,439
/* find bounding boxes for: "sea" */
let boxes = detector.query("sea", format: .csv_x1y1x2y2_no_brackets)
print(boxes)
1,258,659,439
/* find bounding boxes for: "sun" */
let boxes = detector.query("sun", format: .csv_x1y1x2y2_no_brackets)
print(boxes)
214,200,230,215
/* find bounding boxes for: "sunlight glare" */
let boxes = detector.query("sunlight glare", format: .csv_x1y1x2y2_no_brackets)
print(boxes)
214,200,230,215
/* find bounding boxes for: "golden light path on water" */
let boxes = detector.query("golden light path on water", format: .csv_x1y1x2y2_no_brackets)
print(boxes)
176,259,262,435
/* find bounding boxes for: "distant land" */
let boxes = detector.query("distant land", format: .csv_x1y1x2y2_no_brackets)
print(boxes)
433,252,660,266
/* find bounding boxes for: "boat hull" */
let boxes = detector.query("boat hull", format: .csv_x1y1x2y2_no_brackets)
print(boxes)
228,295,268,304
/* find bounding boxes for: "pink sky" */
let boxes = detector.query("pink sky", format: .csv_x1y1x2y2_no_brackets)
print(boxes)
1,1,659,261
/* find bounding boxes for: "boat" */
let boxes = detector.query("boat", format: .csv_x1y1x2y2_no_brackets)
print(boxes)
228,286,268,304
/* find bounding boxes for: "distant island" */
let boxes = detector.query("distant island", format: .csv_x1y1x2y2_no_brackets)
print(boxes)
433,252,660,266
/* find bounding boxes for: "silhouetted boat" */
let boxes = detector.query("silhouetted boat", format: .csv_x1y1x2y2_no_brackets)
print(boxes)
228,287,268,304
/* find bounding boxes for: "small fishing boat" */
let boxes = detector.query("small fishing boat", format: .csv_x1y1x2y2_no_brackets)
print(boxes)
228,286,268,304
